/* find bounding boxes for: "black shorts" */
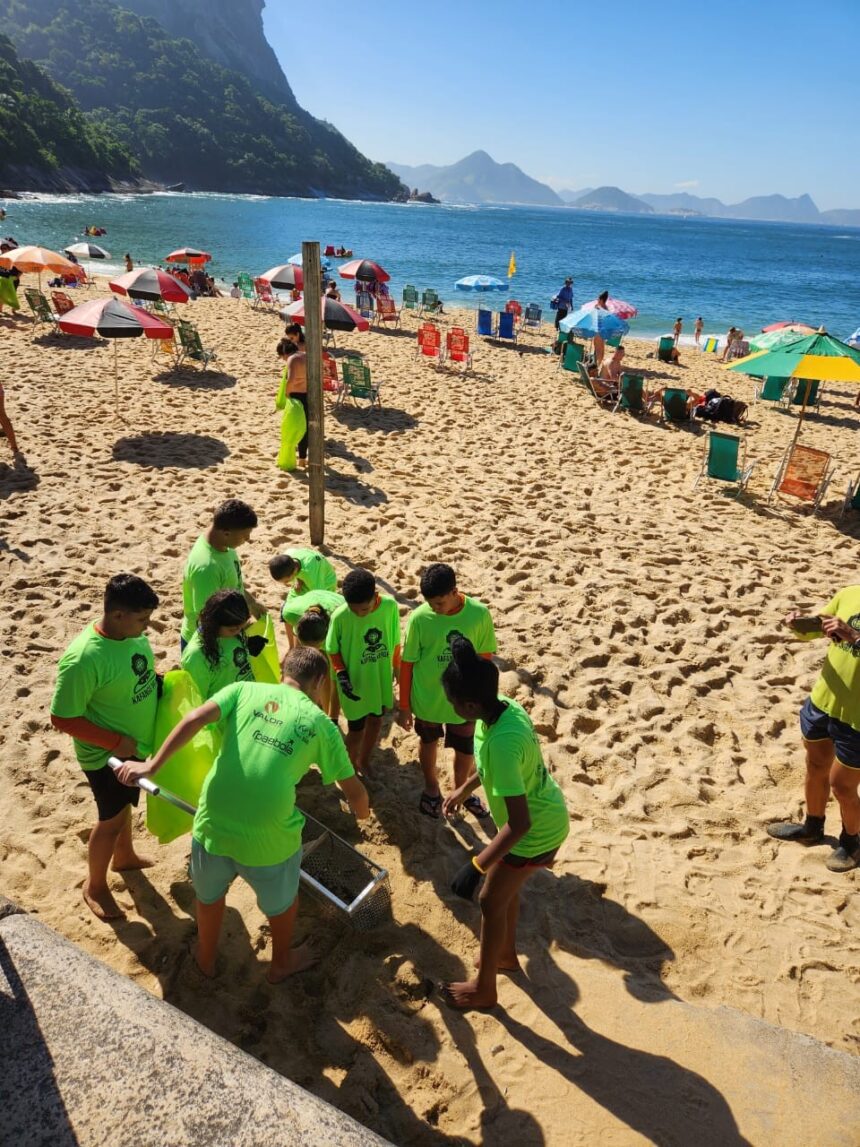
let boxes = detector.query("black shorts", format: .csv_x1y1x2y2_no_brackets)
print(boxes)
84,764,141,822
346,712,382,733
502,846,560,869
414,718,475,755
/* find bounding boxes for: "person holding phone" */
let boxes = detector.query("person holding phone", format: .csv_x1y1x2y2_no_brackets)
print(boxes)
767,591,860,872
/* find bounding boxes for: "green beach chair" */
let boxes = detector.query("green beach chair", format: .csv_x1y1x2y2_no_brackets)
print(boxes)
616,373,654,415
236,272,255,301
23,287,60,336
782,378,822,414
660,387,695,423
558,340,585,373
420,289,442,316
338,357,381,408
402,284,419,312
841,471,860,519
754,375,789,404
657,335,675,364
176,319,217,369
693,429,756,495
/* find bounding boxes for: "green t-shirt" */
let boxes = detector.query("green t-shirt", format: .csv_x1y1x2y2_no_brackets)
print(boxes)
802,585,860,731
285,547,337,597
51,624,158,771
325,596,400,720
475,698,569,858
181,535,245,642
402,596,497,724
181,632,255,701
281,589,344,627
193,681,355,866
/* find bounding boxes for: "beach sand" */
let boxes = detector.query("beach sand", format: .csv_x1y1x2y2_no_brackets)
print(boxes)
1,281,858,1145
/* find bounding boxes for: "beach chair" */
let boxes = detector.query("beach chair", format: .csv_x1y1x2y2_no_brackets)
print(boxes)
236,272,255,302
496,310,518,345
152,333,181,367
476,308,495,338
558,340,586,373
322,352,342,402
522,303,543,332
505,299,523,323
781,378,822,414
338,357,381,408
841,471,860,519
657,335,675,364
702,337,720,354
576,361,617,406
402,284,419,312
445,327,472,371
252,277,278,311
176,320,217,369
416,322,442,365
150,298,177,322
374,296,401,330
420,289,442,316
769,442,833,512
754,376,789,405
616,373,655,416
660,387,697,423
50,291,76,316
23,287,60,335
693,429,756,495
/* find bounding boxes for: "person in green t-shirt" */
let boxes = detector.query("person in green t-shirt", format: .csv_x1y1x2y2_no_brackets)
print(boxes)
326,569,401,777
181,590,256,700
116,647,369,983
180,499,266,650
438,637,569,1010
767,589,860,873
398,563,496,819
269,549,338,647
279,588,344,642
50,574,160,922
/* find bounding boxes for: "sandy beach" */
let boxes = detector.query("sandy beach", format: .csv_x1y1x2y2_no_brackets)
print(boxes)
1,280,858,1145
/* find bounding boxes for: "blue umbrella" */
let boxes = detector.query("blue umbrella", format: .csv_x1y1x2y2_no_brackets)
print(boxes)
559,306,629,339
455,274,508,292
847,327,860,349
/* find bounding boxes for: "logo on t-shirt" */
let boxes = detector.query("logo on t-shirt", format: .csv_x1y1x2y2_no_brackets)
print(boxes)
264,700,280,715
233,559,243,586
233,645,252,678
360,626,388,665
437,629,465,664
294,717,315,744
844,613,860,656
130,652,156,705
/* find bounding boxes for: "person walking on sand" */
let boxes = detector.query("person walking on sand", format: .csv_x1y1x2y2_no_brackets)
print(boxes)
115,647,369,981
440,637,570,1010
51,574,160,921
767,590,860,871
553,277,574,330
694,316,704,348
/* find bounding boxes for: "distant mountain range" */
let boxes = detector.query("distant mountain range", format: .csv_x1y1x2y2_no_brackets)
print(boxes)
385,151,860,227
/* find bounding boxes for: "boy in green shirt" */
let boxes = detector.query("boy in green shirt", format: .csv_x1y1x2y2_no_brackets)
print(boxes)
279,587,344,643
180,499,265,650
269,548,337,646
51,574,160,921
116,648,369,982
326,569,401,776
398,563,496,818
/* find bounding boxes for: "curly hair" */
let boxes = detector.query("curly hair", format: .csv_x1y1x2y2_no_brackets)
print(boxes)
197,590,250,667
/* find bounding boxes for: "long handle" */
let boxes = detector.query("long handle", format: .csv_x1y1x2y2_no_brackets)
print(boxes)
108,757,197,816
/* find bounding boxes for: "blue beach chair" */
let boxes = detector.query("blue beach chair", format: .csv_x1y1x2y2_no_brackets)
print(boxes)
496,310,517,345
476,308,494,338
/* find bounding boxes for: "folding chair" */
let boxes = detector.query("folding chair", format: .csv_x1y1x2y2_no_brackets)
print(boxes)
522,303,543,332
769,442,833,512
504,299,523,324
322,352,342,402
355,290,374,320
557,339,585,373
660,387,697,423
693,429,756,495
420,289,442,316
252,277,278,311
23,287,60,335
338,357,381,407
416,322,442,365
496,310,518,345
781,378,822,415
657,335,675,364
176,320,218,369
702,337,720,354
50,291,76,316
576,361,617,406
402,285,419,312
374,296,401,330
236,272,255,302
841,471,860,519
754,376,789,405
476,308,495,338
616,373,655,415
445,327,472,371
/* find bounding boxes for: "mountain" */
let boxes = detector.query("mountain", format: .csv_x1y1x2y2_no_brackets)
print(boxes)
639,191,727,216
725,193,820,224
0,0,406,200
385,151,563,206
0,32,137,191
820,208,860,227
557,187,593,203
569,186,654,214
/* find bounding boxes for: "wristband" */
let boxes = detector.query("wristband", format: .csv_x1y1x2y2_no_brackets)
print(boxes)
471,855,486,875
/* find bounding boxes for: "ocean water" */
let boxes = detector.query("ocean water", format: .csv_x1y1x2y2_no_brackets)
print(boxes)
3,191,859,341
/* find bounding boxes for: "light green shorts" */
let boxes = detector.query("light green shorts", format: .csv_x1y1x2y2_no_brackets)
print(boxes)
190,838,301,918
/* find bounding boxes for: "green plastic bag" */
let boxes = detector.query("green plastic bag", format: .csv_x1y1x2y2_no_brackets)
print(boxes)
277,383,307,472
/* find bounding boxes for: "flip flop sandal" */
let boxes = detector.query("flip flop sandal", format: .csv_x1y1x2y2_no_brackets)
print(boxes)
419,791,442,819
463,795,492,819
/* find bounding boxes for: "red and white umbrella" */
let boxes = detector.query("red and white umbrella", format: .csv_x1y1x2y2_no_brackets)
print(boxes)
109,267,193,304
338,259,390,283
583,296,638,319
281,296,370,332
165,247,211,265
58,297,175,413
761,321,816,334
260,264,303,290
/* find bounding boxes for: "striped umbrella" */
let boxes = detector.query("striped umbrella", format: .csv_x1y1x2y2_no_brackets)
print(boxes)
280,296,370,332
109,267,193,304
165,247,211,265
338,259,390,282
260,264,303,290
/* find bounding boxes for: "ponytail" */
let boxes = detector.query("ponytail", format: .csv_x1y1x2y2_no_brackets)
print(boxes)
295,605,331,646
442,636,498,709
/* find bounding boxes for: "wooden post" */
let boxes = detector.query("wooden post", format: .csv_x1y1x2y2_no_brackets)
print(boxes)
302,241,325,545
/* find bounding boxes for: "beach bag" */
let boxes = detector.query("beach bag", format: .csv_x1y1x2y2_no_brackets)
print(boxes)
550,296,559,310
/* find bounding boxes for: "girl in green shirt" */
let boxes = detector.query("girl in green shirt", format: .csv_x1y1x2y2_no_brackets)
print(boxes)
181,590,255,700
440,637,569,1011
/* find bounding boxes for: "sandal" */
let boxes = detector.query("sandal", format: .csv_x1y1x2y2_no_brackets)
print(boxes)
419,791,442,819
463,795,491,819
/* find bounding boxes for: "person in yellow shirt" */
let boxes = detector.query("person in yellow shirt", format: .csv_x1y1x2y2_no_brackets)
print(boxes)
768,588,860,872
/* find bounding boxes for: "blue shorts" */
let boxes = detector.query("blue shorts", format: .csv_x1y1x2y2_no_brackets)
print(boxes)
190,839,302,918
799,697,860,769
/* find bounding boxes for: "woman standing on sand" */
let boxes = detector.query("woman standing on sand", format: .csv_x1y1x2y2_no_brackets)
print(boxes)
440,637,569,1010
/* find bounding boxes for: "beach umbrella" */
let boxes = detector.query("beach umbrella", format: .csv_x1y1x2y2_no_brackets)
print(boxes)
260,264,303,290
726,328,860,441
559,306,629,340
455,274,508,292
583,296,638,319
338,259,390,282
58,297,175,414
748,327,816,353
165,247,211,265
761,321,816,334
0,245,83,289
109,267,193,304
280,296,370,332
847,327,860,349
65,241,110,280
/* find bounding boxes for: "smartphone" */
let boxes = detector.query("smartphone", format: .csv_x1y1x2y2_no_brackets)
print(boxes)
792,615,823,634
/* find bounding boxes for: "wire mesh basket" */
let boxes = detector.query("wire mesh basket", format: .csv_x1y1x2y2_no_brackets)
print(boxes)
300,813,391,931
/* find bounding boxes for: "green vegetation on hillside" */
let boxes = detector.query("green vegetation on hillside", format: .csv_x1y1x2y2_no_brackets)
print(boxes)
0,32,136,184
0,0,405,199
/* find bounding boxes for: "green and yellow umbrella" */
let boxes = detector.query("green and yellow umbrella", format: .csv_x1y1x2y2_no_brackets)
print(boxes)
726,329,860,441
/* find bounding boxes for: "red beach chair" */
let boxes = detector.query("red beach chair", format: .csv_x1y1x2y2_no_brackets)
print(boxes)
50,291,76,316
322,352,342,401
252,277,277,311
445,327,473,371
769,442,833,513
416,322,442,365
505,299,523,323
374,296,401,330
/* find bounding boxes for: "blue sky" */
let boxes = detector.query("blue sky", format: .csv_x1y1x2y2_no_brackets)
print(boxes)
265,0,860,209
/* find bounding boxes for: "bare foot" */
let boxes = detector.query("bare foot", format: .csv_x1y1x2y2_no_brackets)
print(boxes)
441,979,498,1010
267,940,317,984
111,853,154,872
83,882,125,921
